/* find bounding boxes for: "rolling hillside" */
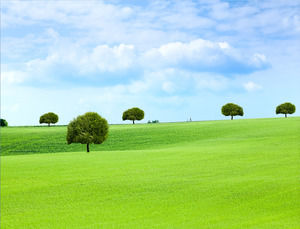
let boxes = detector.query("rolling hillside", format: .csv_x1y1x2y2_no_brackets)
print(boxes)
1,117,300,228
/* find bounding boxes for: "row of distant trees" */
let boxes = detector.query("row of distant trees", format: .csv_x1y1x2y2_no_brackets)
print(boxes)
35,102,296,152
0,102,296,129
221,102,295,120
38,102,296,127
38,107,145,127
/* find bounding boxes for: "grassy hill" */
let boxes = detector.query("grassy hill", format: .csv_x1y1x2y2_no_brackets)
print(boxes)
1,117,300,228
1,117,299,156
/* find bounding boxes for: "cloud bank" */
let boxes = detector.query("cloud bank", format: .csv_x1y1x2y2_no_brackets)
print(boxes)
2,38,269,87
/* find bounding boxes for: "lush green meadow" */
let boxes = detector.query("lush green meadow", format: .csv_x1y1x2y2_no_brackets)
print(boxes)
1,117,300,228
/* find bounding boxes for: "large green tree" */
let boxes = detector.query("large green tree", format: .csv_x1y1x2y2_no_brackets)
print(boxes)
276,102,296,118
67,112,109,153
0,119,8,127
39,112,59,126
122,107,144,124
221,103,244,120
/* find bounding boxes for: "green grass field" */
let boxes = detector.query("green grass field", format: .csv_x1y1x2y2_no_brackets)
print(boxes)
1,117,300,228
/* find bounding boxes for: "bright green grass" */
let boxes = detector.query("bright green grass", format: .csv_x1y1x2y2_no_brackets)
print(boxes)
1,118,300,228
1,118,300,156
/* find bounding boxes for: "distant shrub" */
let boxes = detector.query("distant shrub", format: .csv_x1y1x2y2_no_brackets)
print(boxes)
40,112,59,126
0,119,8,127
276,102,296,118
221,103,244,120
122,107,144,124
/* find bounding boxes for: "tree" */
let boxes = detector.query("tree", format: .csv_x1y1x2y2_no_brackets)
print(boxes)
0,119,8,127
276,102,296,118
66,112,109,153
39,112,59,126
221,103,244,120
122,107,144,124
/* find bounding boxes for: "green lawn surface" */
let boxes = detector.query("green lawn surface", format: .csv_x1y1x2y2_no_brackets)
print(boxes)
1,117,300,228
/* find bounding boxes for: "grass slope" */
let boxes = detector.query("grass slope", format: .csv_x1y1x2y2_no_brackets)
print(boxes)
1,117,300,156
1,117,300,228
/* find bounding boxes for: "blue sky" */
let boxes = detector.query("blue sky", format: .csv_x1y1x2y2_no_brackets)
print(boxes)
1,0,300,125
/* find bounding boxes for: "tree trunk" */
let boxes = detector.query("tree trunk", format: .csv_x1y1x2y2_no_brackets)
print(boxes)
87,143,90,153
48,123,50,127
285,114,287,118
133,120,135,124
231,116,233,120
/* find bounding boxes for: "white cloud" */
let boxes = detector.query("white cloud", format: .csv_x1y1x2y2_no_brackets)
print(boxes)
250,53,267,68
8,42,137,83
142,39,268,72
1,1,133,28
4,37,269,87
87,44,136,72
2,0,299,48
243,81,262,92
144,39,231,65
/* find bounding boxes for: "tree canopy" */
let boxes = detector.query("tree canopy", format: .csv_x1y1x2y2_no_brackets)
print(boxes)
0,119,8,127
276,102,296,118
122,107,144,124
66,112,109,152
39,112,59,126
221,103,244,120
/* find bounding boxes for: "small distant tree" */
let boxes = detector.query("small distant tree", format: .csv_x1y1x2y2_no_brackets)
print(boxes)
221,103,244,120
122,107,144,124
0,119,8,127
39,112,59,126
276,102,296,118
66,112,109,153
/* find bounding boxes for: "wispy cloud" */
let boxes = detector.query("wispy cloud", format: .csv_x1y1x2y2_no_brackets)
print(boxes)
142,39,269,74
2,37,269,87
243,81,262,92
